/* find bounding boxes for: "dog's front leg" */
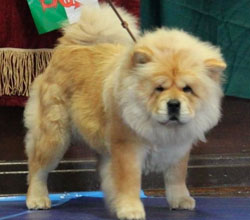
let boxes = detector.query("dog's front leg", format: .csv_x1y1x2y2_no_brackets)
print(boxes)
100,141,145,220
163,151,195,210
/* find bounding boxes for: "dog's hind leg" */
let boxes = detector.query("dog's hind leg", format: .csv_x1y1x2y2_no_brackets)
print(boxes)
24,78,70,209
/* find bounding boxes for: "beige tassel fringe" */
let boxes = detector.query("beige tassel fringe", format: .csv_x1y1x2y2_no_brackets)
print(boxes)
0,48,53,96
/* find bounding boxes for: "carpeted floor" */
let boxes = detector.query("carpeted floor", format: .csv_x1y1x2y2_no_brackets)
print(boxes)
0,192,250,220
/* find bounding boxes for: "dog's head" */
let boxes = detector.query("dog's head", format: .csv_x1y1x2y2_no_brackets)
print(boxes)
118,29,226,132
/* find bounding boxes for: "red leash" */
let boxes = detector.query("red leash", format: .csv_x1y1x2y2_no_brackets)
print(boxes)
104,0,137,42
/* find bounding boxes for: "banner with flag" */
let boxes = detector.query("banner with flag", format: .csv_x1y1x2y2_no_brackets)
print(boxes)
27,0,99,34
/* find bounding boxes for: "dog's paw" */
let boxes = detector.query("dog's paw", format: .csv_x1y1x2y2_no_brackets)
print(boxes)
26,196,51,210
116,201,145,220
166,184,195,210
168,195,195,210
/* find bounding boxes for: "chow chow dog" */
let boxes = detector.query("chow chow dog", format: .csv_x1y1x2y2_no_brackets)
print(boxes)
24,3,226,220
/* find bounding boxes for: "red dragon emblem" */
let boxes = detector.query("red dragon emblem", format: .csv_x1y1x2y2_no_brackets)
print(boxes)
40,0,81,11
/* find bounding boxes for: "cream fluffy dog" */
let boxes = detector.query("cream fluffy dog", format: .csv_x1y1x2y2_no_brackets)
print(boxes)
24,4,226,220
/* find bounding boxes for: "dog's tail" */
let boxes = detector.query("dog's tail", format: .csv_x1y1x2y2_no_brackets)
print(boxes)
59,3,139,46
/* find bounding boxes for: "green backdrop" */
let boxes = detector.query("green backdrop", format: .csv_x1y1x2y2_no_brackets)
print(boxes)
141,0,250,99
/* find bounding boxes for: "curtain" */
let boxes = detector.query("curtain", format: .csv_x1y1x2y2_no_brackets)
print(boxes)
0,0,140,106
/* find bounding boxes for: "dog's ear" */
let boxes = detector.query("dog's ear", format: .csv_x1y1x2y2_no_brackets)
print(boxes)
132,49,151,65
204,58,226,82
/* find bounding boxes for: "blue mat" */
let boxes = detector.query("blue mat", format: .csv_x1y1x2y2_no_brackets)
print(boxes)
1,192,250,220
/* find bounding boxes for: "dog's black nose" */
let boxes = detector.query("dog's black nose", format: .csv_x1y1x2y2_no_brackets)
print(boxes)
167,99,180,116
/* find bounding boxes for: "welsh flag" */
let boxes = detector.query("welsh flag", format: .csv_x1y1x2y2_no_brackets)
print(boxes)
27,0,99,34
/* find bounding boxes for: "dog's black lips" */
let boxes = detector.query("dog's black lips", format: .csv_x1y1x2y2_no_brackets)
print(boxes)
169,116,179,121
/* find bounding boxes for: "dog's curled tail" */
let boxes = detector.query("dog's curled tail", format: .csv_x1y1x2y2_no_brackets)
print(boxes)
59,3,139,46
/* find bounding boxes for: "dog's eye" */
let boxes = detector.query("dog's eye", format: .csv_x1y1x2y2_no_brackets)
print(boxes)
183,86,193,93
155,86,165,92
